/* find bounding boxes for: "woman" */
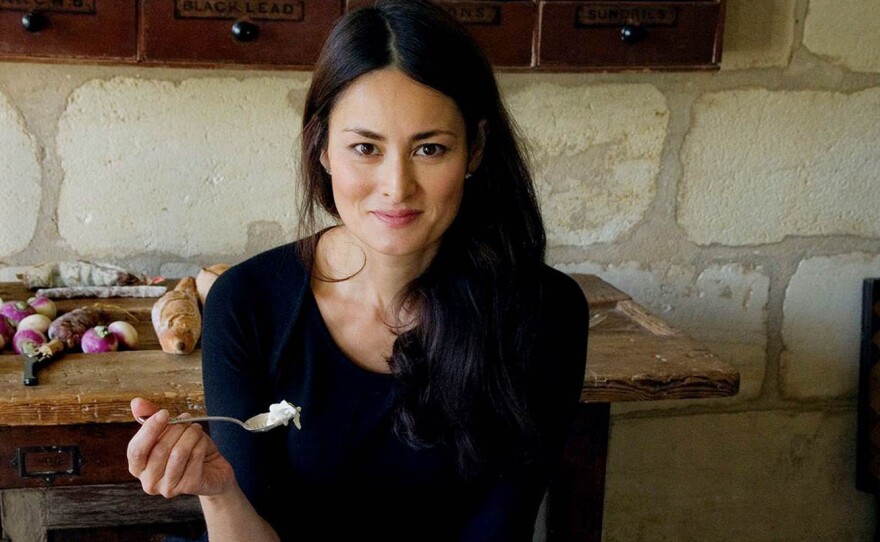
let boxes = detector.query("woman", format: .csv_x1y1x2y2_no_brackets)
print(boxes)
127,1,589,540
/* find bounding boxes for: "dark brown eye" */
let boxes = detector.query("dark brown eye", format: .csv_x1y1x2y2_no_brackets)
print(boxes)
353,143,377,155
416,144,445,157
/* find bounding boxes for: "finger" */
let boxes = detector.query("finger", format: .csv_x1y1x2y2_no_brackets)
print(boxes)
127,409,170,476
131,397,159,421
137,418,191,494
159,422,205,498
173,427,212,496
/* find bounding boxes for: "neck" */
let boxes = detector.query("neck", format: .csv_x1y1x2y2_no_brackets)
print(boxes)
314,226,437,314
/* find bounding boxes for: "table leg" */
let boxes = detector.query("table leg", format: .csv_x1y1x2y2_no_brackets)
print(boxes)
546,402,611,542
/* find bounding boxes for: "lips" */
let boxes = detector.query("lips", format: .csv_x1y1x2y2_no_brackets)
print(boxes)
371,210,422,228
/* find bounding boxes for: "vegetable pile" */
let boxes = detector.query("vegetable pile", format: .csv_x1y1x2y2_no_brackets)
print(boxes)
0,295,139,357
0,296,55,356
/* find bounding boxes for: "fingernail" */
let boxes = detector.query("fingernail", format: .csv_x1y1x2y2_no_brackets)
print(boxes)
156,409,169,422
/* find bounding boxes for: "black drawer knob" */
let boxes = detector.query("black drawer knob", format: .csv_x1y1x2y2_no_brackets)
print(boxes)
21,11,48,33
231,20,259,42
620,25,646,44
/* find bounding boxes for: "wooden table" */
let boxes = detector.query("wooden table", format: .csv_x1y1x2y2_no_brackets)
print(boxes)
0,276,738,541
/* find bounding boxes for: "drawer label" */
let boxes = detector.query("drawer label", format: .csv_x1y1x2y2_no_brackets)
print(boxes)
176,0,305,21
576,4,677,26
442,3,500,25
0,0,95,13
15,445,81,478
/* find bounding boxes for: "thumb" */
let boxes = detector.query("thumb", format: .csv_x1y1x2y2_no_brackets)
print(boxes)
130,397,160,420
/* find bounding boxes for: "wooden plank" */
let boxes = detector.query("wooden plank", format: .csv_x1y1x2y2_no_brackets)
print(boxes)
43,484,202,529
583,332,739,402
570,274,630,309
0,351,204,426
1,484,203,541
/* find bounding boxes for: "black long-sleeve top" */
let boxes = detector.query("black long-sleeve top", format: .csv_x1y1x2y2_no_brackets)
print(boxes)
201,240,589,541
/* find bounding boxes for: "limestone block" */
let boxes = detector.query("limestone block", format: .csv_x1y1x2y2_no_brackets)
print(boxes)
559,261,768,403
721,0,796,70
57,76,308,258
781,253,880,399
0,266,32,283
804,0,880,73
603,409,874,541
680,88,880,245
559,261,768,344
158,262,202,279
0,91,41,258
505,83,668,246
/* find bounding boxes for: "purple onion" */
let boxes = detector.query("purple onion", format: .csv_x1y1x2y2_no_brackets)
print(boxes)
1,301,35,327
81,326,118,354
13,328,47,356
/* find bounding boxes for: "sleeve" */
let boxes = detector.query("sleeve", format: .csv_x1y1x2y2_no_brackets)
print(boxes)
457,269,590,542
201,268,286,521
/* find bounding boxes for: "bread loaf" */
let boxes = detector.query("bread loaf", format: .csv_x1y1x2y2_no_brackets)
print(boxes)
195,263,230,306
151,276,201,355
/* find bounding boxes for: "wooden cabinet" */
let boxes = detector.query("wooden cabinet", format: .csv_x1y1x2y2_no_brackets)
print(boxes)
0,0,725,71
538,0,725,70
347,0,538,68
140,0,342,67
0,0,137,62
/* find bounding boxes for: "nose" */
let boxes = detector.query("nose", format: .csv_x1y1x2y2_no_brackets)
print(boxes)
379,155,417,202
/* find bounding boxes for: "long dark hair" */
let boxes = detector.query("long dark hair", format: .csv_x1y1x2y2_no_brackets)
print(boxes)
299,0,547,481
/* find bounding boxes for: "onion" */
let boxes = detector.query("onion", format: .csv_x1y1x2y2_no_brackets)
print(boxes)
13,328,47,355
107,321,138,350
17,314,52,334
1,301,35,327
81,325,118,353
27,296,57,319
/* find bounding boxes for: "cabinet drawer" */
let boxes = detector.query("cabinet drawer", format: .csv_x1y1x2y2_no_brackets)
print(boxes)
0,424,137,489
346,0,536,68
538,1,724,70
140,0,343,67
0,1,137,61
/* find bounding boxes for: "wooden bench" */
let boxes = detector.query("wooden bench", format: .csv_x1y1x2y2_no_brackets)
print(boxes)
0,276,738,541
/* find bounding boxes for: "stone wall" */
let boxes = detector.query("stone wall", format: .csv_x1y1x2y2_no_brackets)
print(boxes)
1,0,877,540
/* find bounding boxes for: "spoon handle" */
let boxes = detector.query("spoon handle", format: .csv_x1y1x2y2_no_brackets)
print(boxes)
168,415,245,426
135,415,245,427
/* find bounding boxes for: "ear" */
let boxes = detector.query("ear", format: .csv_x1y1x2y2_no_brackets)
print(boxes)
467,119,487,175
319,149,330,173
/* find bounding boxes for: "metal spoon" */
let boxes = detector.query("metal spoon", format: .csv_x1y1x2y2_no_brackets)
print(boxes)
135,412,299,433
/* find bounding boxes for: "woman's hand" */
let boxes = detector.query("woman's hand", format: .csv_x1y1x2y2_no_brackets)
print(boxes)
127,397,236,498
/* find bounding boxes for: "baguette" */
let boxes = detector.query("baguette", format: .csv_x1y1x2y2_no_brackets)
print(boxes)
195,263,230,306
151,276,201,355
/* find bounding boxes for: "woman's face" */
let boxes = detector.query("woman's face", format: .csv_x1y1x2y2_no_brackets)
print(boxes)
321,68,479,261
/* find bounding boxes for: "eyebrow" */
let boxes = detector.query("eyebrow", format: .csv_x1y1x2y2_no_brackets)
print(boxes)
342,128,458,141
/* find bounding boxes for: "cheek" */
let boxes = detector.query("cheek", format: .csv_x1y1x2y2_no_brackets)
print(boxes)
330,168,373,207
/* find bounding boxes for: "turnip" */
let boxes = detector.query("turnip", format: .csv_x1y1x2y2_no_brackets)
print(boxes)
27,296,57,319
1,301,35,327
107,321,138,350
17,314,51,334
0,317,14,345
13,328,47,356
81,325,118,353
